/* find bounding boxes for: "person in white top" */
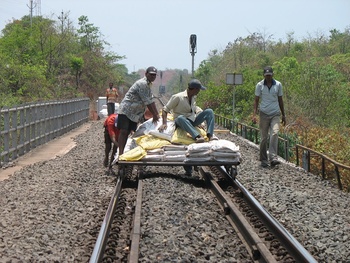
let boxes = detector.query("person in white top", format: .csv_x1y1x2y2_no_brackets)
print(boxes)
253,66,286,168
159,79,218,175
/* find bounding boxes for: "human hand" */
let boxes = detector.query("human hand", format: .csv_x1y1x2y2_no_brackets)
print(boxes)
252,116,257,124
158,124,167,132
281,116,286,126
152,115,160,124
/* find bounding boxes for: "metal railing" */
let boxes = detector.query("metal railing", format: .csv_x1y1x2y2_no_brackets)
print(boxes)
1,98,90,166
294,145,350,191
214,114,350,191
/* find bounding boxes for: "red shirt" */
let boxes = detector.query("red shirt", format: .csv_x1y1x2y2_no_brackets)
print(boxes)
104,114,120,140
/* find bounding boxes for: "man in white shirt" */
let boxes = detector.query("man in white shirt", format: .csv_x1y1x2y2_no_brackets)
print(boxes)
159,79,217,175
253,66,286,168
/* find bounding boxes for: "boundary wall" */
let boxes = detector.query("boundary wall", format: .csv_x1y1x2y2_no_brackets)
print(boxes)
1,98,89,166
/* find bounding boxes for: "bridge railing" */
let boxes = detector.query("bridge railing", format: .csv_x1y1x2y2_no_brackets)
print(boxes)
1,98,90,167
214,114,350,191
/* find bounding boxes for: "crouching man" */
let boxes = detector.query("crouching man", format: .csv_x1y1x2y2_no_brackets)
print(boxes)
104,113,120,168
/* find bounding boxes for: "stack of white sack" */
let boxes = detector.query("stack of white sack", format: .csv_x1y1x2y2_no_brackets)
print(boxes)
141,145,187,162
185,140,241,163
185,142,213,162
163,145,187,162
210,140,241,163
140,148,164,162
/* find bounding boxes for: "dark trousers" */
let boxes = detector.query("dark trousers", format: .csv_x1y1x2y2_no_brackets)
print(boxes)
107,103,115,116
104,128,117,166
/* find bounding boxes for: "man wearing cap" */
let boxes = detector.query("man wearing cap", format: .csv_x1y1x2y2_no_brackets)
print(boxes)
117,66,160,156
159,79,217,175
253,66,286,168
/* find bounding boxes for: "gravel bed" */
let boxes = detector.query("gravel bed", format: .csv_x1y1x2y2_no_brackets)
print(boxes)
0,120,349,262
223,133,350,263
139,174,251,262
0,121,114,262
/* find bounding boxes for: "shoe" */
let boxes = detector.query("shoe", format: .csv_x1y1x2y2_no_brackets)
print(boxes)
261,162,269,168
195,137,205,143
271,159,281,166
209,135,219,141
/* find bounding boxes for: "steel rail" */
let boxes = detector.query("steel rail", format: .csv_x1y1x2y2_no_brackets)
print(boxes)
200,166,277,262
128,177,143,263
89,176,123,263
233,178,318,263
205,165,318,263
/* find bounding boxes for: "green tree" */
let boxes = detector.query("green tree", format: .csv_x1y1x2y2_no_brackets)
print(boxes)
70,56,83,89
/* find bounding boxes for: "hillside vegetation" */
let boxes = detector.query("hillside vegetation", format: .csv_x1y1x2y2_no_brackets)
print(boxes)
1,14,349,170
193,29,350,169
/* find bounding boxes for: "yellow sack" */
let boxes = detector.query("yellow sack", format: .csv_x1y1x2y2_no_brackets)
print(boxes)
134,134,171,150
119,146,147,161
171,127,208,145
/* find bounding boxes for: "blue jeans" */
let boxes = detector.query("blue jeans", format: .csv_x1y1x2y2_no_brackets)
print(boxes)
175,109,215,139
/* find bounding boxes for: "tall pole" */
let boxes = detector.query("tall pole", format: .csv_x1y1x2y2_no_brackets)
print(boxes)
189,34,197,78
232,73,236,122
191,55,195,78
226,72,243,131
233,84,235,122
28,0,34,27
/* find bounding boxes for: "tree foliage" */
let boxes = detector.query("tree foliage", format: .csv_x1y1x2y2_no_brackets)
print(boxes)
192,26,350,167
0,14,127,107
194,27,350,129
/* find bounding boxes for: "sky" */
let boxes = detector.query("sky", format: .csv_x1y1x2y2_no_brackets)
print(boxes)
1,0,349,73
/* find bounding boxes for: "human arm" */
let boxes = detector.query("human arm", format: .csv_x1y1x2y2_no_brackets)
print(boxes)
278,96,286,125
109,133,118,147
146,102,160,124
158,110,168,132
195,106,203,114
252,96,260,124
114,89,119,100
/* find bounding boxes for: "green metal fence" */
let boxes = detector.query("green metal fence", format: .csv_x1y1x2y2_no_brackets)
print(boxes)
214,114,350,191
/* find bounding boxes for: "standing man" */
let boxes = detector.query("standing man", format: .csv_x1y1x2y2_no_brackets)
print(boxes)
253,66,286,168
158,79,217,175
106,82,119,116
117,66,160,156
103,113,120,168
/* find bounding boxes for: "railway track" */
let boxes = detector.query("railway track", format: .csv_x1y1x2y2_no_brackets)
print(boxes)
89,164,317,263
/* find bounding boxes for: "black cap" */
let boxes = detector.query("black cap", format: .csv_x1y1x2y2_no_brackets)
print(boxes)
263,66,273,76
188,79,206,90
146,66,157,74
